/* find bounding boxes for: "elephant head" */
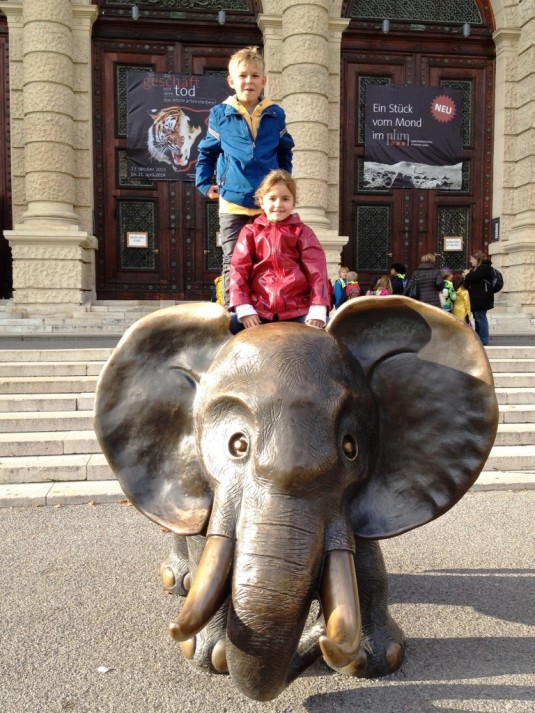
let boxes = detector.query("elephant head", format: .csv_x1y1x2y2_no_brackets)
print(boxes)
94,298,498,701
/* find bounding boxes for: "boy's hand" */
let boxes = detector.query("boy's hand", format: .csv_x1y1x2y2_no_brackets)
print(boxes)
306,319,325,329
242,314,261,329
207,185,219,200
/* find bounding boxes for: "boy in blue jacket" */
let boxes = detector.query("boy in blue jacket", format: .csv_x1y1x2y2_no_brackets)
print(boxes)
195,46,294,306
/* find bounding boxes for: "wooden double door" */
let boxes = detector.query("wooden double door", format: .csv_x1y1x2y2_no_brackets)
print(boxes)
340,43,495,285
93,41,239,301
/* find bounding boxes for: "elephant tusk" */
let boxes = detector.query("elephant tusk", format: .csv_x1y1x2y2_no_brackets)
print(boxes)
169,535,233,642
319,549,361,670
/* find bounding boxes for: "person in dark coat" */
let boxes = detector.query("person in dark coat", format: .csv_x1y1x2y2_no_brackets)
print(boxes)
463,250,494,346
389,262,407,295
408,253,444,308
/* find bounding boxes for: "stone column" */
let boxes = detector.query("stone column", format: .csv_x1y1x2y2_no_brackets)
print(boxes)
490,6,535,315
1,0,98,307
259,1,350,278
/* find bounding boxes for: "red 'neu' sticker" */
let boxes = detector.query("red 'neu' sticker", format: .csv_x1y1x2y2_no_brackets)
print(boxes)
430,95,457,123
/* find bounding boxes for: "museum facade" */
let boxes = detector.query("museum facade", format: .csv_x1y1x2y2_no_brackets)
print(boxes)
0,1,533,322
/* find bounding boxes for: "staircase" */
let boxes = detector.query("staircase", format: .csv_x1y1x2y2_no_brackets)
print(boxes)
1,345,535,507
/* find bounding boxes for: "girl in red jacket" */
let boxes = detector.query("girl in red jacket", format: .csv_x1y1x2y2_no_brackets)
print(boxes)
229,170,331,334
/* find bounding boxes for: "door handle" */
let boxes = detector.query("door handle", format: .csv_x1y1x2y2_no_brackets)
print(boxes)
203,250,210,254
154,249,159,254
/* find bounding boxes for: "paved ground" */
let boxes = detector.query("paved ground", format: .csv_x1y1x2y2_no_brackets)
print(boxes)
1,490,534,713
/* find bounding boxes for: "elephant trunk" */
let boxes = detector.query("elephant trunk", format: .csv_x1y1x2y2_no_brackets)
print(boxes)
224,496,325,701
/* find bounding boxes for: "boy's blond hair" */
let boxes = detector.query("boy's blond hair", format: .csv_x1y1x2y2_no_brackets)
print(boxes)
228,46,265,75
254,169,296,206
346,271,359,281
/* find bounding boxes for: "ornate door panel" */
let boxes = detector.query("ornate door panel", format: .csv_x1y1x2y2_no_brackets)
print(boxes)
341,46,494,287
0,18,12,299
93,42,233,300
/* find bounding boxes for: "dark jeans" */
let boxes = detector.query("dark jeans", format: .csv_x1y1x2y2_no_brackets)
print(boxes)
219,213,255,307
230,313,307,335
473,309,489,346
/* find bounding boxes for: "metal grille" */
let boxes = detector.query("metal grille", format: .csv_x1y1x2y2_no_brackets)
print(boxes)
119,200,157,269
354,205,390,272
437,206,470,271
350,1,482,24
116,64,153,137
440,79,473,147
205,202,222,271
117,149,155,188
358,76,391,145
105,1,249,9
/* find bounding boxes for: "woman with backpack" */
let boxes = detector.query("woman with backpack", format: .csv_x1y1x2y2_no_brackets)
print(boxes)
463,250,494,346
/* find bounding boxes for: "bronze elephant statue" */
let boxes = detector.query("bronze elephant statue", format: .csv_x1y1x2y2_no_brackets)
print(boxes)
94,297,498,701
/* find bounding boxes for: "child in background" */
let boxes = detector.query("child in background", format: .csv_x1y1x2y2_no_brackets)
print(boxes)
389,262,408,294
452,273,471,323
345,271,361,300
333,266,349,308
196,46,295,306
229,170,330,334
366,275,392,296
441,268,457,312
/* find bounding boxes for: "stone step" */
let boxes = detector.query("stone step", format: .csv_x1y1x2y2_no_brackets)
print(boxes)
498,404,535,424
494,423,535,446
495,388,535,405
0,411,95,433
0,393,93,413
0,348,111,362
485,346,535,359
0,375,98,395
0,361,105,377
483,445,535,471
487,359,535,373
493,373,535,388
0,453,111,485
0,430,99,457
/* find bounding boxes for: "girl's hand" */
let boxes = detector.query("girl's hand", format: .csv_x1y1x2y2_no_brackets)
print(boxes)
207,185,219,200
306,319,325,329
242,314,261,329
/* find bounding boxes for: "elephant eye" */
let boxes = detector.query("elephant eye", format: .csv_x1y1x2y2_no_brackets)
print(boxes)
229,432,249,458
342,435,358,461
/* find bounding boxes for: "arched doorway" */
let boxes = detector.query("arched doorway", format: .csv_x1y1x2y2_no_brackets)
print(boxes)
340,1,495,287
92,1,262,300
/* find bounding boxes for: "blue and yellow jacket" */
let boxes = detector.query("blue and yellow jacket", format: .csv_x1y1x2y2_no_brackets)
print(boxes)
195,96,294,210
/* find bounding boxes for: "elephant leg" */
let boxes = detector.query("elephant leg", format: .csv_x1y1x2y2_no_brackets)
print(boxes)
160,533,191,596
348,538,405,678
169,535,230,674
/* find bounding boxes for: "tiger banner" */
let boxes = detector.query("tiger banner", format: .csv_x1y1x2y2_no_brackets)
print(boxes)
364,84,464,190
126,72,229,181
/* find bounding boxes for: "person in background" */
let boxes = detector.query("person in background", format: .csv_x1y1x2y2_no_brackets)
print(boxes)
366,275,392,296
463,250,494,345
451,273,471,324
196,46,294,306
333,266,349,308
229,170,330,334
389,263,408,295
407,253,444,308
440,268,457,312
344,271,361,300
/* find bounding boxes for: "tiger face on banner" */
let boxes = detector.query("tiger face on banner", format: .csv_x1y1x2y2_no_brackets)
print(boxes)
127,73,229,181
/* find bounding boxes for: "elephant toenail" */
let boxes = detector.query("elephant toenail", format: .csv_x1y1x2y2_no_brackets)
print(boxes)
385,641,403,671
211,638,228,673
179,638,196,660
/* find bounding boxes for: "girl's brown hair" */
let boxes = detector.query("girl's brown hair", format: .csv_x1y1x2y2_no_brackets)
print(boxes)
254,169,297,206
471,250,488,267
420,253,436,264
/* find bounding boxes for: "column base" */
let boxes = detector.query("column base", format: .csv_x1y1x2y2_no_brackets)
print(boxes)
4,226,98,306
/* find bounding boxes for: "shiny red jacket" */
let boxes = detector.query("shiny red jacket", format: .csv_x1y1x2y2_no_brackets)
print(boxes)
229,213,331,321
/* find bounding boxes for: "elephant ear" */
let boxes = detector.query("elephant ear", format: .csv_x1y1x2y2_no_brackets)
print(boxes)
328,296,498,539
94,303,231,534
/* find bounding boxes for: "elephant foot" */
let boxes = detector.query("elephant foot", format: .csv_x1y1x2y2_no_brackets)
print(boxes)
170,602,230,674
358,621,405,678
160,534,191,596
